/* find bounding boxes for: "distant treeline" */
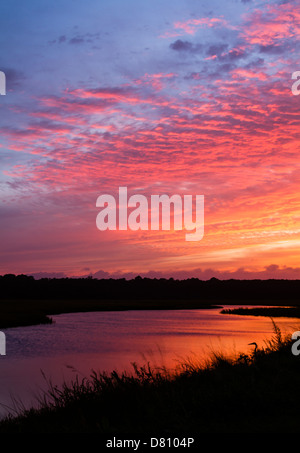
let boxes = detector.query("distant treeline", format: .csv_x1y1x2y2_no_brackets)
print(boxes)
0,274,299,302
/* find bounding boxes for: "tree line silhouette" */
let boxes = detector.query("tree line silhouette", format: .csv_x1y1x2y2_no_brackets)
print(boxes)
0,274,299,302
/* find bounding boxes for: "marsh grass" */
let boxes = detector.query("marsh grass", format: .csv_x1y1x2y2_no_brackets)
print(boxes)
0,321,300,433
221,306,300,318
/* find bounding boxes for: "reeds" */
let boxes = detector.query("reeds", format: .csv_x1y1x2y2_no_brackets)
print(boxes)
0,322,300,433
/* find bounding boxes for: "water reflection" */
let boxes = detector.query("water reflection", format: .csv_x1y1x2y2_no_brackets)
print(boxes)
0,306,299,418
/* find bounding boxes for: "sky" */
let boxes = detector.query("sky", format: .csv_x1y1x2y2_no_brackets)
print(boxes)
0,0,299,280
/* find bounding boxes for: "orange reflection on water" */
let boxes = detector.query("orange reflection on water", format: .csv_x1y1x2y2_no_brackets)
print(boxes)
0,308,299,418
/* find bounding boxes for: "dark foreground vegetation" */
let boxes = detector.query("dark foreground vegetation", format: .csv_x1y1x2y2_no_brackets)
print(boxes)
1,323,300,433
1,274,300,328
221,306,300,318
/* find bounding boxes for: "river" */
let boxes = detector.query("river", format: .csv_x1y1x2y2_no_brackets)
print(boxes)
0,306,299,419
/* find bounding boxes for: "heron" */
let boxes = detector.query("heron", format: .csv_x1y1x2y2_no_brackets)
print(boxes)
248,342,258,356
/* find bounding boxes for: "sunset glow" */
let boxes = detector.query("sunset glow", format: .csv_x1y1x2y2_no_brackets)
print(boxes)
0,0,299,279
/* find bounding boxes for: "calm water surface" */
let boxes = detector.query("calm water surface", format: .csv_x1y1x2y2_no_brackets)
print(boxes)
0,306,299,418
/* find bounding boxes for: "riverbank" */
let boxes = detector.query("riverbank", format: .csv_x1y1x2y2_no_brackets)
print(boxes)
1,298,300,329
1,275,300,328
0,299,224,329
221,306,300,318
0,323,299,433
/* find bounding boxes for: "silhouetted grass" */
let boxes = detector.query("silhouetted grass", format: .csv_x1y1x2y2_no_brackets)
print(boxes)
221,306,300,318
0,322,300,433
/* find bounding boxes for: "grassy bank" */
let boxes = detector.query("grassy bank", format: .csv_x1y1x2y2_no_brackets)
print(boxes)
221,306,300,318
1,323,300,433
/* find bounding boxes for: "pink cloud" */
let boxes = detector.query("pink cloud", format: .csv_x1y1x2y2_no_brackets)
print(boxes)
134,73,177,91
241,3,300,46
160,16,230,38
174,17,228,34
231,68,268,81
2,3,300,278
